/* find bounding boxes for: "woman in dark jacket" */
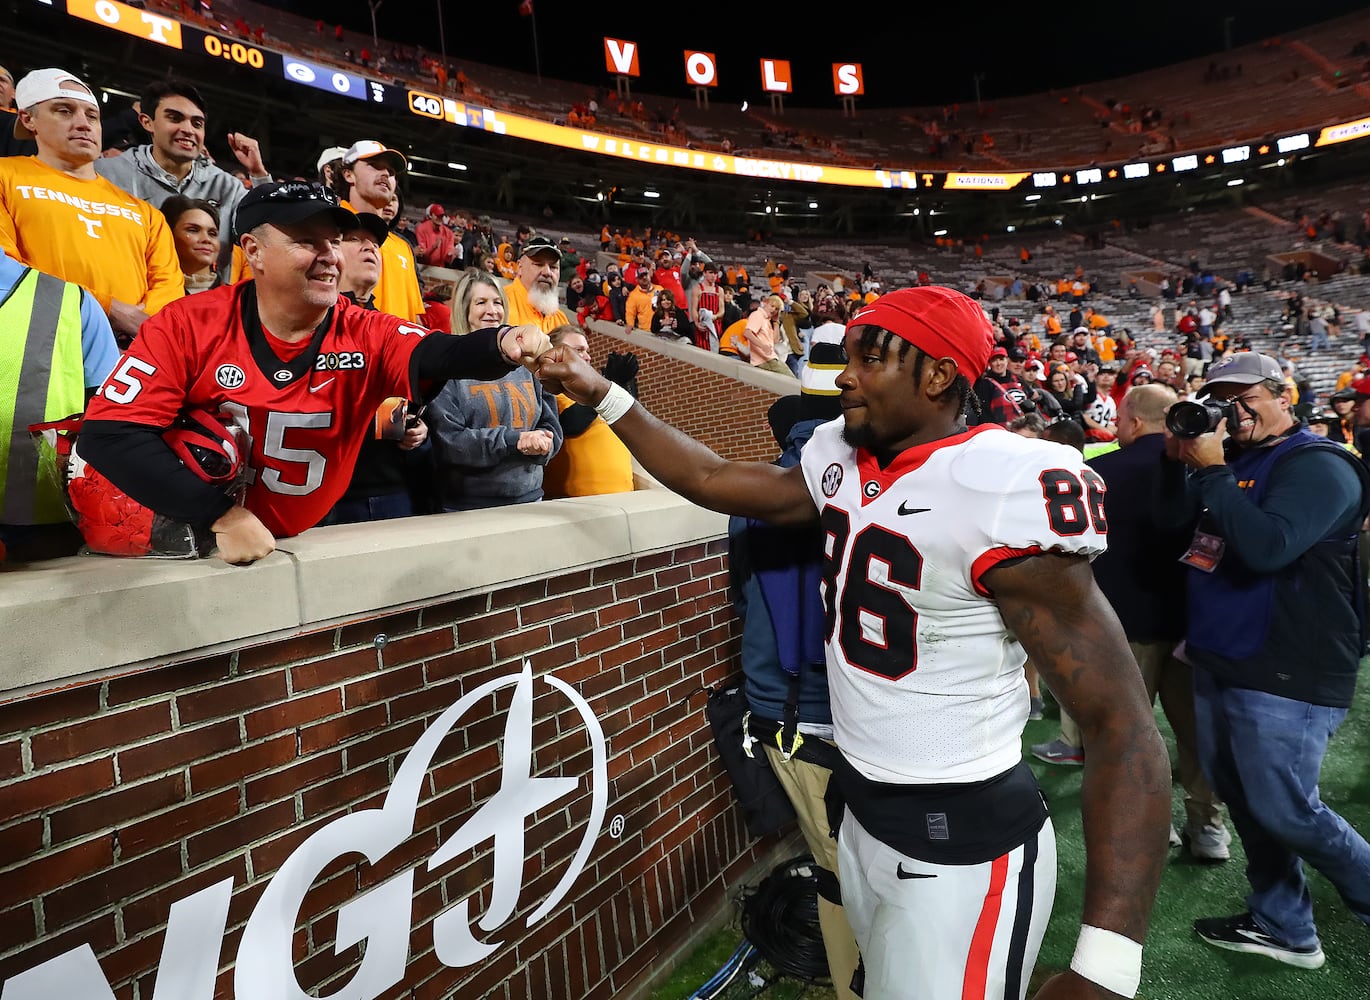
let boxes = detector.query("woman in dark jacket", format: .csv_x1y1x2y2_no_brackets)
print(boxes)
650,289,696,344
1046,365,1086,426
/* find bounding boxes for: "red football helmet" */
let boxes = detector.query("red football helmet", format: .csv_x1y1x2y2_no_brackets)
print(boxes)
65,409,247,557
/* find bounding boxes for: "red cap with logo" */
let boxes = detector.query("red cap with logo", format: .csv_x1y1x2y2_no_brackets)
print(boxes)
846,286,994,380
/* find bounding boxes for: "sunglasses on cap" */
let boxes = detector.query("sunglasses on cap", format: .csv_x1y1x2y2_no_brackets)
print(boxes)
260,181,340,205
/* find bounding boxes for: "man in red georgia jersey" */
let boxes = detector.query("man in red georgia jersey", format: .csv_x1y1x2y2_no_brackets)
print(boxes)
78,182,551,564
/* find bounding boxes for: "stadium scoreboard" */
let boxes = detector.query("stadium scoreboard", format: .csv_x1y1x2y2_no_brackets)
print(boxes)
38,0,1370,195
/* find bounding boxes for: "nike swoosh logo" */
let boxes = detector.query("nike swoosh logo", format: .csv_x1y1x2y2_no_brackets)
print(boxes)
897,502,931,515
309,378,335,393
896,863,935,880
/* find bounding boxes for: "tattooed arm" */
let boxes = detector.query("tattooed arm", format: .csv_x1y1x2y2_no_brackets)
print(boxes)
985,551,1170,999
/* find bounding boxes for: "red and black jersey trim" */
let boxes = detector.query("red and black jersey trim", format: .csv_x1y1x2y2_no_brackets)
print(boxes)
240,282,333,388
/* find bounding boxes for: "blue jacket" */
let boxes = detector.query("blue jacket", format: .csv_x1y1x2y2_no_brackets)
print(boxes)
729,416,833,726
1176,429,1370,707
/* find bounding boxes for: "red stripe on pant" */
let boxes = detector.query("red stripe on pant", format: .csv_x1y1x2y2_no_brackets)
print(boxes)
962,852,1010,1000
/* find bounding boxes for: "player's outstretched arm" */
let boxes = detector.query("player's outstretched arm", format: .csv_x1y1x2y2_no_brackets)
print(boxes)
536,346,816,526
985,552,1170,1000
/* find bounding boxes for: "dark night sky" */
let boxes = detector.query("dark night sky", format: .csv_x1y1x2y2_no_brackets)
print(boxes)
265,1,1370,108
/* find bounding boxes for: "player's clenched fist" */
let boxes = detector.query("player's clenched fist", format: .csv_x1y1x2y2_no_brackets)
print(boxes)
499,325,554,368
535,346,611,406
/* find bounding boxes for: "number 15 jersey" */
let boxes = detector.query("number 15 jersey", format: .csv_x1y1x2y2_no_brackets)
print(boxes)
84,283,429,537
799,422,1107,786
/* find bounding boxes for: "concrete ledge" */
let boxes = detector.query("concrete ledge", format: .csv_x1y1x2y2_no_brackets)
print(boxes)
0,489,728,698
1,551,300,692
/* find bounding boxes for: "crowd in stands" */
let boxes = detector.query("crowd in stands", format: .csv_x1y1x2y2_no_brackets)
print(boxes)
9,43,1370,566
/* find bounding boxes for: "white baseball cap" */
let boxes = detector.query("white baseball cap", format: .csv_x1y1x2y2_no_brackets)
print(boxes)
13,68,98,140
341,139,407,173
315,145,349,174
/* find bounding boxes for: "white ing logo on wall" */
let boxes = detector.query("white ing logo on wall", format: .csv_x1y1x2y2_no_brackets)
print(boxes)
2,662,608,1000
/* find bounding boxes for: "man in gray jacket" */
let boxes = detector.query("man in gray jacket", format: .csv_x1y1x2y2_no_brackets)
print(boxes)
95,78,271,273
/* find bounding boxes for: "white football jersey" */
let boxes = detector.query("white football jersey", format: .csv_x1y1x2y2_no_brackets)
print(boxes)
800,422,1107,784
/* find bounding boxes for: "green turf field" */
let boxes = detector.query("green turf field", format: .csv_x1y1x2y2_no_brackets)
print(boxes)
653,674,1370,1000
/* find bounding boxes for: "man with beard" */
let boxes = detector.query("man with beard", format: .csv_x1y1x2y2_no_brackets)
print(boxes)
505,235,569,332
1070,327,1102,367
335,140,423,322
536,285,1169,1000
1161,352,1370,967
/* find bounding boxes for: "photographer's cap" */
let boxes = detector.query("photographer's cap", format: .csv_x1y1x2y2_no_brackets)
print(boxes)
1203,352,1283,389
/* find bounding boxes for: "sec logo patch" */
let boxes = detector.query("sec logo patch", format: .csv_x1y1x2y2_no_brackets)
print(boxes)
822,463,843,497
215,364,245,390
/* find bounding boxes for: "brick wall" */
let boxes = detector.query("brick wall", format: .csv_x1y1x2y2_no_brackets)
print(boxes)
0,542,781,1000
583,329,789,464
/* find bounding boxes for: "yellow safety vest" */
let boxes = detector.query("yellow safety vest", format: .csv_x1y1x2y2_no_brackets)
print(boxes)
0,267,87,524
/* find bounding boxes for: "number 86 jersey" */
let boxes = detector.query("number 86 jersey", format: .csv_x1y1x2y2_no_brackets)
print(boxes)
800,422,1108,786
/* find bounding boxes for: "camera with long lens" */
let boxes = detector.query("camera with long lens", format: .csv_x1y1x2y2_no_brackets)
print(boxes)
1166,398,1241,438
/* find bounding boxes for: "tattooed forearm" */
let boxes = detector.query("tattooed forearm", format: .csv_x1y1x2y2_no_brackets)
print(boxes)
987,553,1171,943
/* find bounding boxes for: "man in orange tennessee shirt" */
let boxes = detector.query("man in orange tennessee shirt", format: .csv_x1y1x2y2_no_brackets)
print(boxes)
335,139,423,322
0,68,182,344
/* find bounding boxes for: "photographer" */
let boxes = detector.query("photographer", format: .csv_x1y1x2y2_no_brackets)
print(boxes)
1159,352,1370,969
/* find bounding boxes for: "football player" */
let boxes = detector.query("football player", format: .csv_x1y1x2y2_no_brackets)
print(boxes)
537,286,1170,1000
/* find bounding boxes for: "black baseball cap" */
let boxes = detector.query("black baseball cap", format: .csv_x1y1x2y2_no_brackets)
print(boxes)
345,212,390,245
233,182,357,240
520,235,562,261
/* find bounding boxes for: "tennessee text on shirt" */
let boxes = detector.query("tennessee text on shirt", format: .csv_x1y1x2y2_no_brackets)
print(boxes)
12,186,147,226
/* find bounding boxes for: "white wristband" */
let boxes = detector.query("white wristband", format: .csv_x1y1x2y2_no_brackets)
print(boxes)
1070,925,1142,998
593,382,636,425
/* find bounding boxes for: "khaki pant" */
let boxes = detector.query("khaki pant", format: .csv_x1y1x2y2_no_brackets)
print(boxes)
763,742,861,1000
1058,639,1223,829
754,358,797,378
